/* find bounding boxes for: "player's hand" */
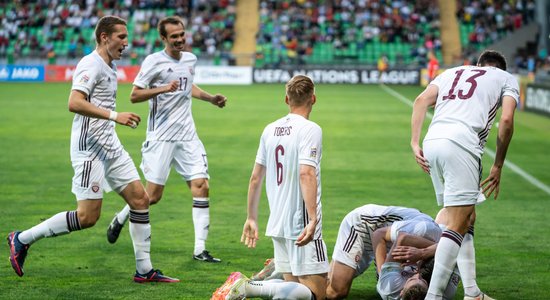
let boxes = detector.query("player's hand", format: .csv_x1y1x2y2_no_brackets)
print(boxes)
210,94,227,108
481,165,502,200
392,246,423,265
116,112,141,129
164,80,179,93
241,219,259,248
411,144,430,174
295,221,316,246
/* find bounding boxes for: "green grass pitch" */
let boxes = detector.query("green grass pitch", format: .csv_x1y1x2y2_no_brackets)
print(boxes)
1,82,549,299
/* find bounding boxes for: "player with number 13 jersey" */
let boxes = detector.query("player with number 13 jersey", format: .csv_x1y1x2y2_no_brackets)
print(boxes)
424,65,519,158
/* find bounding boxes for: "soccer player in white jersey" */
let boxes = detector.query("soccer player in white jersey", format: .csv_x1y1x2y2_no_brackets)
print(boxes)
7,16,178,283
374,212,460,300
212,75,328,300
105,16,227,263
326,204,427,299
411,50,519,300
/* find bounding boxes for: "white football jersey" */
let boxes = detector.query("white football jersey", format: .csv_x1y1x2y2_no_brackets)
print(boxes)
354,204,425,232
70,51,123,161
425,65,519,158
256,113,322,239
133,51,198,142
378,216,442,300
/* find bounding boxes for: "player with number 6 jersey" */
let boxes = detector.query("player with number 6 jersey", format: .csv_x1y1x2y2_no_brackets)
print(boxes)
257,110,323,240
212,75,328,300
411,50,519,300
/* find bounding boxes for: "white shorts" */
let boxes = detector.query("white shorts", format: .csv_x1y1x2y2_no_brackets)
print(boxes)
423,139,483,207
140,140,210,185
272,237,329,276
331,210,375,277
71,150,140,200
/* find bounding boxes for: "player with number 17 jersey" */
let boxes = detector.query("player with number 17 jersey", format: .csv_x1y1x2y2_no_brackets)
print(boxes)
425,65,519,158
255,113,323,240
133,51,197,142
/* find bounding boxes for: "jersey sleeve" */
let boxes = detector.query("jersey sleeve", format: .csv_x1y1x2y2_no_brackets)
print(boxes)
376,262,405,300
429,67,447,88
390,219,441,243
502,73,520,106
133,55,158,88
298,123,322,168
72,57,99,96
255,126,269,166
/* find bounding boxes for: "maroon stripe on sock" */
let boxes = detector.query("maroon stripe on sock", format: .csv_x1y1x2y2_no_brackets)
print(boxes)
441,229,463,246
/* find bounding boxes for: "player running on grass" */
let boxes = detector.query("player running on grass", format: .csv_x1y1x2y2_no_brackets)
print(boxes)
7,16,178,283
106,16,226,263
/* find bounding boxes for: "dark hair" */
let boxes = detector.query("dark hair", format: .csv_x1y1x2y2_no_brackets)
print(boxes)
158,16,185,38
477,50,507,71
402,284,428,300
95,16,126,44
419,257,434,284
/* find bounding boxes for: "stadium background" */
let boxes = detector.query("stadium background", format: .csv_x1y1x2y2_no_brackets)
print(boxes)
1,1,550,299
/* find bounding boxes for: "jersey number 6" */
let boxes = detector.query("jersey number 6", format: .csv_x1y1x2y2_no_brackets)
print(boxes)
275,145,285,186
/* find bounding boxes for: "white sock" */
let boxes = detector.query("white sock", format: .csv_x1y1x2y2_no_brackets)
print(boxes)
192,197,210,255
426,229,463,300
117,205,131,224
18,211,81,245
129,209,153,274
458,226,482,297
245,279,313,300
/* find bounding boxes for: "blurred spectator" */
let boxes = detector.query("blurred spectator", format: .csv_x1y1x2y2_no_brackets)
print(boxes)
0,0,234,63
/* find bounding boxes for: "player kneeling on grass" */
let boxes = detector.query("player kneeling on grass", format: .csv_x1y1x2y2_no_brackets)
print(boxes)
211,75,328,300
326,204,436,299
6,16,178,283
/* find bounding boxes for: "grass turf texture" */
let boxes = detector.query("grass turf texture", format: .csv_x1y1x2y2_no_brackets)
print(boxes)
1,82,549,299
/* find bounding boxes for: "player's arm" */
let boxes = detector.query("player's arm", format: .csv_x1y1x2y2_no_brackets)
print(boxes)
241,163,266,248
481,95,517,199
410,84,438,174
130,81,179,103
372,226,392,273
295,164,318,246
391,232,437,264
68,89,140,128
192,84,227,108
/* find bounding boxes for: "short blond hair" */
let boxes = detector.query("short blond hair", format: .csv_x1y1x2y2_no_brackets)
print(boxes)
286,75,315,105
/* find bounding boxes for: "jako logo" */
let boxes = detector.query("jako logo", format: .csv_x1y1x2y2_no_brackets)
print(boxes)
0,67,9,79
12,67,40,79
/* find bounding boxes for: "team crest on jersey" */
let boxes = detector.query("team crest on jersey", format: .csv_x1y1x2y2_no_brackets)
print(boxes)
79,74,90,84
310,147,317,158
355,254,361,263
91,182,100,193
189,66,195,75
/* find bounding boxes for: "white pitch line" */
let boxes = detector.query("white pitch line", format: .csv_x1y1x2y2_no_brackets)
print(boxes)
380,84,550,197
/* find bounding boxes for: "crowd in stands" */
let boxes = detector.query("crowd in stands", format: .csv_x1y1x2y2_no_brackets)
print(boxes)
457,0,536,68
255,0,536,68
255,0,442,67
0,0,236,65
0,0,540,69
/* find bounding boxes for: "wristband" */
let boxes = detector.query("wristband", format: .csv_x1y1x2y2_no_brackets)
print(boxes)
109,110,118,121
